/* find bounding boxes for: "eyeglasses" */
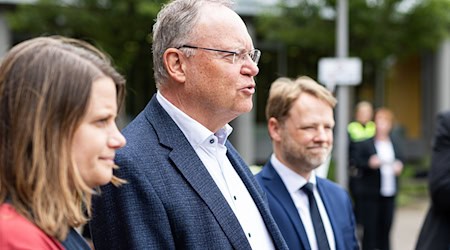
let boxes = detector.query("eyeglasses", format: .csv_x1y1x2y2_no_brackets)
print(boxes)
178,45,261,65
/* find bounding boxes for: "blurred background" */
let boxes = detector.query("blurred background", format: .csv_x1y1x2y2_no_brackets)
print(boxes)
1,1,449,248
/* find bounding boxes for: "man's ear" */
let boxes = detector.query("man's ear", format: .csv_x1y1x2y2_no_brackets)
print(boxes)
268,117,282,142
163,48,186,83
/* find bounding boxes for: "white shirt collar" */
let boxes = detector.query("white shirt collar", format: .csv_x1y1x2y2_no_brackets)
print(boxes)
156,91,233,148
270,154,317,194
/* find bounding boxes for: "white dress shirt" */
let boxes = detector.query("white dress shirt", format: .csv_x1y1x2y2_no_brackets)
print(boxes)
375,139,396,197
156,92,274,250
271,154,336,250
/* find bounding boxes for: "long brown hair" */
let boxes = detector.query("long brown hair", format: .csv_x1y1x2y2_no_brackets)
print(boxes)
0,36,125,240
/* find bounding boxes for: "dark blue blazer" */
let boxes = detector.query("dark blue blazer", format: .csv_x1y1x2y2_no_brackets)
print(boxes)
90,95,288,250
255,161,359,250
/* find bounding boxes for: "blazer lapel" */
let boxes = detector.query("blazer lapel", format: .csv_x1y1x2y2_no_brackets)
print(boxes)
261,162,311,250
144,96,251,249
226,145,288,249
316,178,345,250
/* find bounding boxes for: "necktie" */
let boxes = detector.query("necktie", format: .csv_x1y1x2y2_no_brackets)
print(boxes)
302,183,331,250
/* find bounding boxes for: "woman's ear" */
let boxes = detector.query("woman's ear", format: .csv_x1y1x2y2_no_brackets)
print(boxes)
163,48,186,83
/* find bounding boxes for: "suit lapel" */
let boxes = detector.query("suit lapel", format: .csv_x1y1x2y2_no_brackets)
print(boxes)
261,162,311,250
144,96,251,249
316,178,344,250
226,145,288,249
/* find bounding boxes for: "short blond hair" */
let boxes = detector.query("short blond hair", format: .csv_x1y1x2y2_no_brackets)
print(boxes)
265,76,337,123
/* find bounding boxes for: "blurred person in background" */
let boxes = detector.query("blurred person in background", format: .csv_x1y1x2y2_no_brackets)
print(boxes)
415,111,450,250
351,107,404,250
348,101,376,236
256,76,359,250
347,101,376,143
89,0,288,249
0,36,126,249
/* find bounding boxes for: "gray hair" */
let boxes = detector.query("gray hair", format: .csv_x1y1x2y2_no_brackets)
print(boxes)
152,0,234,88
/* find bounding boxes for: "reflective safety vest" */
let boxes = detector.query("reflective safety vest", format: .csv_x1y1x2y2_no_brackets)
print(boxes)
347,121,376,142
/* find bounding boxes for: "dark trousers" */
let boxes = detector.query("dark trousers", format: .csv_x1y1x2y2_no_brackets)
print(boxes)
357,195,395,250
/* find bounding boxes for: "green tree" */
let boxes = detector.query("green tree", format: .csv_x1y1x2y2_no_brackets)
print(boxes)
256,0,450,99
7,0,165,117
7,0,450,118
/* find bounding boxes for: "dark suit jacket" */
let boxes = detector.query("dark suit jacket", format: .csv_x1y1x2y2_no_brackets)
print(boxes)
90,95,288,250
416,111,450,250
350,136,404,197
255,161,359,250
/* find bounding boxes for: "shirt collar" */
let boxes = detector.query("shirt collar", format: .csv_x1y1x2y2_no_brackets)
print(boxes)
156,91,233,147
270,154,317,194
215,125,233,145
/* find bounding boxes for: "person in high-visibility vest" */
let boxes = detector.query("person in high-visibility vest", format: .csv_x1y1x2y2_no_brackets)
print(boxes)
350,108,404,250
348,101,376,142
347,101,376,243
348,101,376,181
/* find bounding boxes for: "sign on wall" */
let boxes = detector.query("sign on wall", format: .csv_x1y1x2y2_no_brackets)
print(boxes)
318,57,362,91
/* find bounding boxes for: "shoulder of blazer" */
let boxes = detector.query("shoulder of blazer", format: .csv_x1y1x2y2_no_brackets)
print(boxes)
141,95,190,149
439,110,450,121
316,177,346,195
389,135,405,162
256,161,277,181
435,111,450,140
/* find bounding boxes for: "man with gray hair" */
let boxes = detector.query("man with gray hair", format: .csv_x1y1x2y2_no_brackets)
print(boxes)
256,76,359,250
90,0,288,249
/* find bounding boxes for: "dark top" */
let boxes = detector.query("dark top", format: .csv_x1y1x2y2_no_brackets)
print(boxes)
349,136,404,197
61,228,91,250
415,111,450,250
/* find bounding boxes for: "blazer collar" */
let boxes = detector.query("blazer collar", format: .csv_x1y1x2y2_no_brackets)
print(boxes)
261,161,312,250
143,95,252,249
262,162,348,250
316,178,347,250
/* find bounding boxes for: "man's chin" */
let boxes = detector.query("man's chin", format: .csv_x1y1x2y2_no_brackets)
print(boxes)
309,157,328,168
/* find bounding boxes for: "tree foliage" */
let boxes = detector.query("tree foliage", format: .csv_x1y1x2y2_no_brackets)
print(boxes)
256,0,450,86
7,0,165,116
6,0,450,116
